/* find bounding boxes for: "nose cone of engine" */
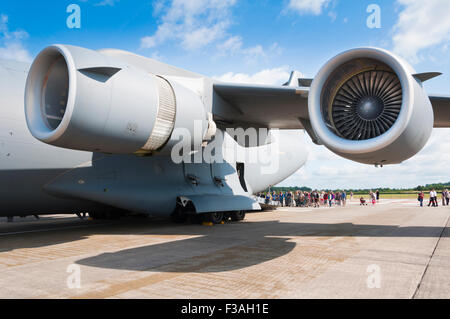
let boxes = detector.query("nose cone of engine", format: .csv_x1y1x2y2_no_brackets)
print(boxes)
356,96,384,121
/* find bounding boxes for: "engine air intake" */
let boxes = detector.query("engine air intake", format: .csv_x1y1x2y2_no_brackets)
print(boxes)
330,70,402,140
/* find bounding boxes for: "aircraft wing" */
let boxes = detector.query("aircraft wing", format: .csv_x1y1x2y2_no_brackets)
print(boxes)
213,82,450,129
213,83,309,129
429,95,450,127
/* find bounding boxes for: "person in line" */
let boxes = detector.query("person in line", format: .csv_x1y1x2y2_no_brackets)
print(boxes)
342,191,347,207
428,190,434,207
418,191,424,207
314,191,320,208
428,189,438,207
376,190,380,202
446,189,450,206
433,189,438,207
442,190,447,206
290,191,296,207
265,192,271,205
434,189,439,207
371,191,376,205
360,197,367,206
300,192,306,207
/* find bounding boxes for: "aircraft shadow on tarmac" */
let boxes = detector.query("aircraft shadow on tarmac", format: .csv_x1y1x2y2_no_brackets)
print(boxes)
1,217,448,273
74,217,450,273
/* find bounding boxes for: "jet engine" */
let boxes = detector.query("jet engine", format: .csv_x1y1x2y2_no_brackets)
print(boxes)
308,47,434,165
25,45,210,154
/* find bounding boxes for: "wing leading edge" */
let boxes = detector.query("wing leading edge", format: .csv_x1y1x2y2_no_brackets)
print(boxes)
213,83,309,129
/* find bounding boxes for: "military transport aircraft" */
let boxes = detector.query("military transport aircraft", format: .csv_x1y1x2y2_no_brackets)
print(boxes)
0,45,449,223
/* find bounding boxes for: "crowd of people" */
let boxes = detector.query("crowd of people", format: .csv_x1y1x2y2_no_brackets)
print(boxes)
417,189,450,207
258,188,450,209
258,190,364,208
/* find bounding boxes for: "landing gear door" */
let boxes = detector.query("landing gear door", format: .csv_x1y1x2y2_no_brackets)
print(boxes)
211,161,250,195
236,162,248,192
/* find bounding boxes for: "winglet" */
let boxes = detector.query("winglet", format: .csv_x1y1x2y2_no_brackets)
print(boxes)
413,72,442,83
283,70,314,88
283,70,303,87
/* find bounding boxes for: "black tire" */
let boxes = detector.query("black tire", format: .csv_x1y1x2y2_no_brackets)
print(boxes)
170,209,188,223
202,212,224,224
230,211,246,221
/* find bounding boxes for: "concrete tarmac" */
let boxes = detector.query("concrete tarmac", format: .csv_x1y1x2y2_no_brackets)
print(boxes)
0,199,449,299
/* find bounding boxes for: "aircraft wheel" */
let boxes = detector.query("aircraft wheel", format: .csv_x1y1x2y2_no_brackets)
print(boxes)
170,208,188,223
230,211,246,221
203,212,224,224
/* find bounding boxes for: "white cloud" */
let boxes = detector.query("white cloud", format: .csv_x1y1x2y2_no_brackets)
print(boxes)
141,0,237,51
0,14,31,63
0,42,32,63
287,0,331,15
328,11,337,22
282,128,450,189
392,0,450,62
214,67,292,85
216,36,281,63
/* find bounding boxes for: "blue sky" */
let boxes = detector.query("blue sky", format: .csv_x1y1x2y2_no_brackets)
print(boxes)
0,0,449,189
1,0,448,93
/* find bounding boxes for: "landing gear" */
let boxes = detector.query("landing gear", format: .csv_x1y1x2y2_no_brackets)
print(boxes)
230,211,246,221
201,211,246,224
202,212,224,224
171,201,195,223
76,212,87,220
171,198,247,224
170,207,188,223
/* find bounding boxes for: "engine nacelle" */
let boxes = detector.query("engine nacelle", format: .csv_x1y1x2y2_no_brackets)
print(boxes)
25,45,209,154
308,47,434,165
